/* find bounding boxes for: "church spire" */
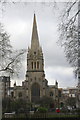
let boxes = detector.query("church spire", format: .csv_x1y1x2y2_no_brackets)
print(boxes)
31,14,40,51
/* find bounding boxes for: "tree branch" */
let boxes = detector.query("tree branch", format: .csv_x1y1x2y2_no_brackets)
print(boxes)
0,49,26,73
66,0,78,17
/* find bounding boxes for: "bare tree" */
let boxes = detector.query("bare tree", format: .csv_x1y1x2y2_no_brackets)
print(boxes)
58,1,80,108
0,23,26,77
58,1,79,73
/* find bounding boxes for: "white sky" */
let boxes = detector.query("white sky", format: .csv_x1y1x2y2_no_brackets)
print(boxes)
1,2,78,88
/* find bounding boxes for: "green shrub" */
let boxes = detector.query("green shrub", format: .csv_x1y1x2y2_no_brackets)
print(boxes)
38,107,48,113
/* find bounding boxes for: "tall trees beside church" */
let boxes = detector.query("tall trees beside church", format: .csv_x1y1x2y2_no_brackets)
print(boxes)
0,1,26,77
58,1,80,108
58,1,79,76
0,23,26,76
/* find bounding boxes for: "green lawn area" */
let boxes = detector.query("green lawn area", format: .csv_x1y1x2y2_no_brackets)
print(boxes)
46,114,79,118
14,113,80,118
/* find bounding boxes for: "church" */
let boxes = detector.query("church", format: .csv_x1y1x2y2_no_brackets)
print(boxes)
13,14,58,103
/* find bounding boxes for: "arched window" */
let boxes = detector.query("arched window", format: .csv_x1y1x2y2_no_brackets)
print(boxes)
18,92,22,97
50,92,53,97
31,83,40,102
30,78,32,82
34,62,36,69
37,61,39,69
31,62,33,69
34,51,36,55
11,92,14,98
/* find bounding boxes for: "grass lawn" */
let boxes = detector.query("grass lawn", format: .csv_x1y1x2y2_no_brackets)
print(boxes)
47,114,79,118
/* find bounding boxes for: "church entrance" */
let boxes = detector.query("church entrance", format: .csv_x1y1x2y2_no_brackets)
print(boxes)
31,83,40,103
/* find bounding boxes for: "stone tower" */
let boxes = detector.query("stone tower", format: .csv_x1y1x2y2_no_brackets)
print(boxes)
25,14,48,103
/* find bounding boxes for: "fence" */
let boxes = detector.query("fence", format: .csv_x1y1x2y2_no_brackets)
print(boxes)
2,112,80,120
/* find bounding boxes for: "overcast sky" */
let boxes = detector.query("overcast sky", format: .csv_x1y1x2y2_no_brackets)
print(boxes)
1,2,77,88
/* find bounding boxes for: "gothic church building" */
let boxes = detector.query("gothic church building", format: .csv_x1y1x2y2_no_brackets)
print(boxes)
14,14,58,103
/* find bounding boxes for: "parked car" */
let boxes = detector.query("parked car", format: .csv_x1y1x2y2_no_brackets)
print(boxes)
56,108,60,113
4,112,15,118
